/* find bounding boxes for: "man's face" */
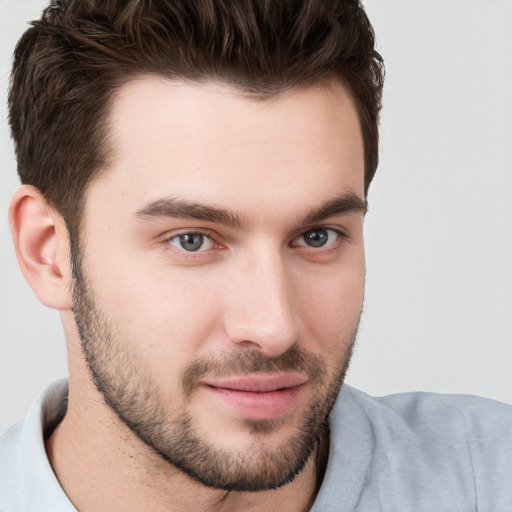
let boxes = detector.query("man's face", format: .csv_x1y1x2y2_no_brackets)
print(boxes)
73,78,366,491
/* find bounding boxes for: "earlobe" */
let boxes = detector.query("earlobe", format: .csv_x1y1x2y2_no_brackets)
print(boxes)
9,185,73,311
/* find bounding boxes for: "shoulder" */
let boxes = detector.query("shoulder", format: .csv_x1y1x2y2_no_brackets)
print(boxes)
0,379,74,512
0,420,24,491
340,385,512,471
344,384,512,435
315,386,512,511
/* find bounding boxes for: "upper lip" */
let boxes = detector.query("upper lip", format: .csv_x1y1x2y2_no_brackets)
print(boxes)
202,374,307,392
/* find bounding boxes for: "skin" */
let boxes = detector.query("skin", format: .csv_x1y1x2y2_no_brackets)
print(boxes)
10,77,366,511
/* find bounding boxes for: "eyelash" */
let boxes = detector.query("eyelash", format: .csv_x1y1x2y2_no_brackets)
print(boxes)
164,227,348,255
291,227,347,250
166,230,217,253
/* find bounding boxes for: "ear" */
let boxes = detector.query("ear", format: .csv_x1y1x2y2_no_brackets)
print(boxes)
9,185,73,311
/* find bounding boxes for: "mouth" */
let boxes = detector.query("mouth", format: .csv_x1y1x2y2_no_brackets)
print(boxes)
201,374,307,420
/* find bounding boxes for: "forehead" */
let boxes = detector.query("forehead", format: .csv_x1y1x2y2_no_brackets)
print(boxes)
86,77,364,223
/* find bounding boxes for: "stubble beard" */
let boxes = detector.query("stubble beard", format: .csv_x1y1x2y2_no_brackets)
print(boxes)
72,262,358,492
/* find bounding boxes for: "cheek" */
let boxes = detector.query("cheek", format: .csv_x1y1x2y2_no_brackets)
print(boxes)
88,256,224,362
294,256,365,349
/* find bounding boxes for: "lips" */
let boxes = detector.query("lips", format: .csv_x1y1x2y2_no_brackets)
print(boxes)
203,374,307,392
201,374,307,419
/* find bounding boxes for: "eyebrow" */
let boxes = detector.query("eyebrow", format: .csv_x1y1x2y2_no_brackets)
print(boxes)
135,198,245,228
302,192,367,224
135,191,367,228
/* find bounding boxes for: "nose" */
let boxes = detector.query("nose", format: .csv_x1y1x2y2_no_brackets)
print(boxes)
223,248,300,357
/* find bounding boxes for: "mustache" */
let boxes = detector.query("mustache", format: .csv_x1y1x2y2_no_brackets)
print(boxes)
181,346,326,398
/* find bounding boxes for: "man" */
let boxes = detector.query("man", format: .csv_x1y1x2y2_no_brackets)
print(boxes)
0,1,511,511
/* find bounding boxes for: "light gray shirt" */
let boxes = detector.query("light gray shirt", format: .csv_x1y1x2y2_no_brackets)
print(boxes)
1,379,511,511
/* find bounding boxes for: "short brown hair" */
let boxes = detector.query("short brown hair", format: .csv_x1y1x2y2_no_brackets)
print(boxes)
9,0,384,239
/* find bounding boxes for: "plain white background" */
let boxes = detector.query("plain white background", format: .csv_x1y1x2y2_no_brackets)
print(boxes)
1,1,511,436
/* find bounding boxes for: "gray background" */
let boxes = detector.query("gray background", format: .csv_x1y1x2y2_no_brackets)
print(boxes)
1,0,511,436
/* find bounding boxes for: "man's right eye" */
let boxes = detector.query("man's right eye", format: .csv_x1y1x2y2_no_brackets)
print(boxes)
168,233,214,252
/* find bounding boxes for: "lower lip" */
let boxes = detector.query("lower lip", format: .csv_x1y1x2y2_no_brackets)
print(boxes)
203,385,303,420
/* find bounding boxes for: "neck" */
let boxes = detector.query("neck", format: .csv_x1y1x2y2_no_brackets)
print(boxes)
45,377,326,512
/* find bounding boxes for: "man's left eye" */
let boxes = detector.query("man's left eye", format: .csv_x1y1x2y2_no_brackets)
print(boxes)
168,233,214,252
293,228,339,248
